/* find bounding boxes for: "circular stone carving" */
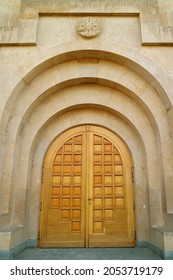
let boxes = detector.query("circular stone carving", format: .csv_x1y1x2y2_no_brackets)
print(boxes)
76,17,102,38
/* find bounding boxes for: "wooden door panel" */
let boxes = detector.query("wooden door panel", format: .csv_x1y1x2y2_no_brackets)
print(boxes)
39,125,135,248
88,126,135,247
39,130,85,247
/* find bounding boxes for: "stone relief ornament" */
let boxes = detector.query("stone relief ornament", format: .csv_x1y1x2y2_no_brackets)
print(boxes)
76,17,102,38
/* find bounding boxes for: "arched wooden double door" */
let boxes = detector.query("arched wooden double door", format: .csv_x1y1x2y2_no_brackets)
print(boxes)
39,125,135,247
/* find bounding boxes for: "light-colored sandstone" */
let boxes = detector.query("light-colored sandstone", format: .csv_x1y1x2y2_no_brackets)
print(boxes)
0,0,173,259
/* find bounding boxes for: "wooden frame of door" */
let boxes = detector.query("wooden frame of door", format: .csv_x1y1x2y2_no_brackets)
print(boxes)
39,125,135,248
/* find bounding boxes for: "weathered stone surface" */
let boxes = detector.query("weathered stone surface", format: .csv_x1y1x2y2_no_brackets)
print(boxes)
0,0,173,257
0,0,173,45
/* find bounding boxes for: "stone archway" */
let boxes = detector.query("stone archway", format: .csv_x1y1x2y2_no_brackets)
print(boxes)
0,46,173,258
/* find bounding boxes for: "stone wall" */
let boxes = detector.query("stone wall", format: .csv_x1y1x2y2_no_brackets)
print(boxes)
0,0,173,259
1,0,173,46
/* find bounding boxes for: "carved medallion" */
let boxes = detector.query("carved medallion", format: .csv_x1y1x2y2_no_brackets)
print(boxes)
76,17,102,38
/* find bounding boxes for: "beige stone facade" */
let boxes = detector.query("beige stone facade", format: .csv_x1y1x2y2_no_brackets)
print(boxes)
0,0,173,259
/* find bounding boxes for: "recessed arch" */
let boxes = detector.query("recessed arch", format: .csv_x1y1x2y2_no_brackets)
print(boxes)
21,45,173,108
26,107,149,242
1,67,171,216
0,46,173,254
1,44,173,137
12,98,161,240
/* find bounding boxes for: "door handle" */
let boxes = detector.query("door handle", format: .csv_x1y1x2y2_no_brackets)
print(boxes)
88,198,92,204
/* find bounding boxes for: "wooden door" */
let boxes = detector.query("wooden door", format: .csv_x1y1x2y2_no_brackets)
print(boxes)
39,125,135,248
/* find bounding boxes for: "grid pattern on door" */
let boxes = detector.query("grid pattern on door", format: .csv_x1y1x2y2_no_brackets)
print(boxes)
39,125,135,248
51,134,83,233
92,134,124,234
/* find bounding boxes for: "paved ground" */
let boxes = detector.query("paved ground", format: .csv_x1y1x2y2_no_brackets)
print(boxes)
13,247,162,260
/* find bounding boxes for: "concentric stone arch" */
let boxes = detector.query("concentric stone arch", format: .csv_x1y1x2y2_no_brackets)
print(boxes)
0,45,173,254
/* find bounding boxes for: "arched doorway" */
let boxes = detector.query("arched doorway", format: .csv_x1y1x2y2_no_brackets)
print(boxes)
39,125,135,248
